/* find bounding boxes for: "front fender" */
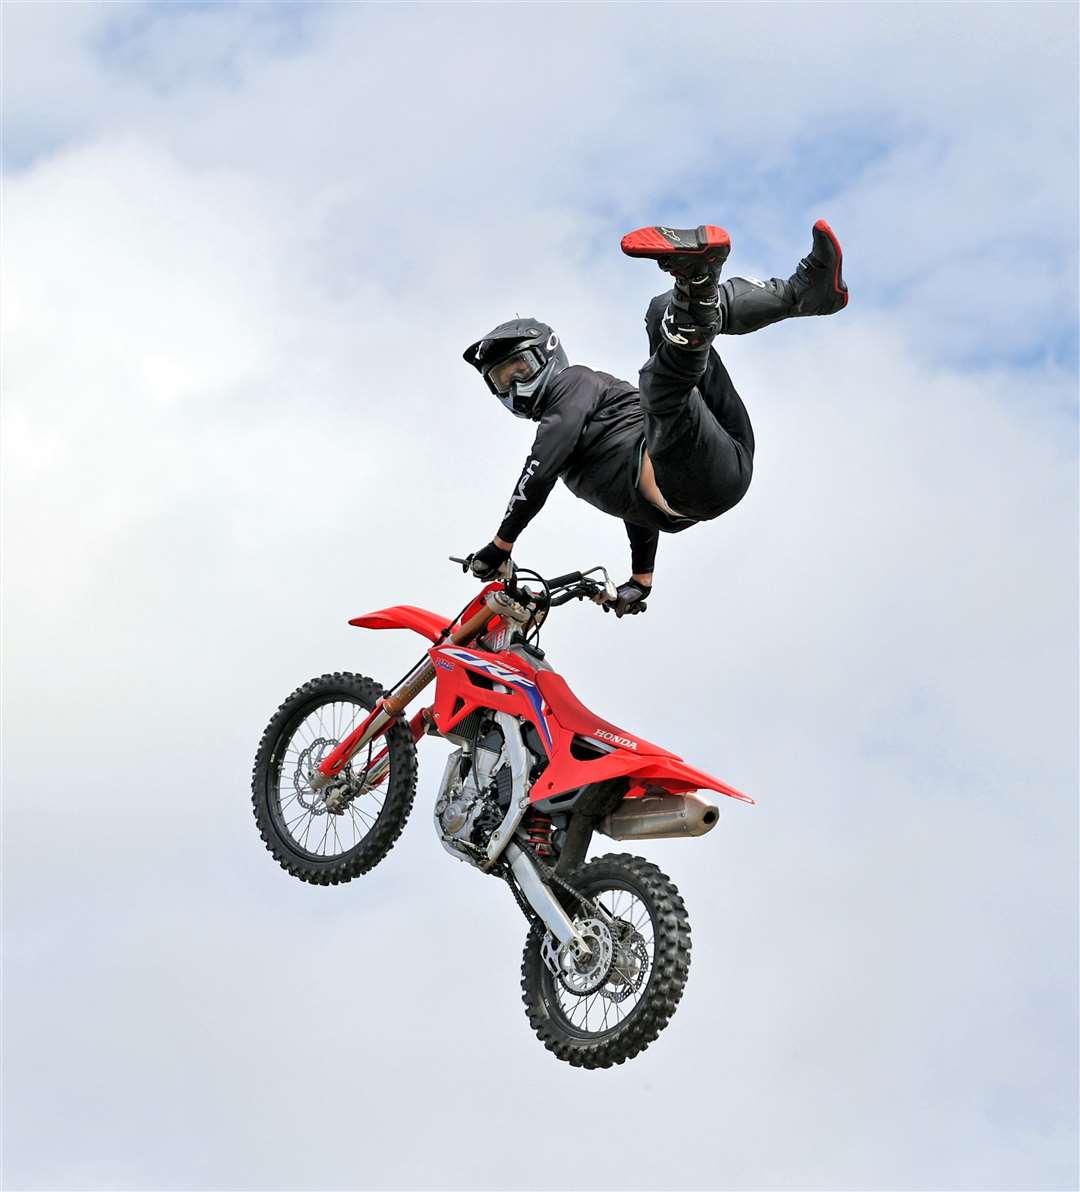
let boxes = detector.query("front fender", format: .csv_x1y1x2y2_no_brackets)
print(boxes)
348,605,450,642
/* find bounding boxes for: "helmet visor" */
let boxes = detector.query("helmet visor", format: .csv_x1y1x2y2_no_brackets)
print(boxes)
484,348,544,395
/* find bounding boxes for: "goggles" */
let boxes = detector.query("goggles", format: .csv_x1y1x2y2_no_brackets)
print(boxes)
484,347,545,395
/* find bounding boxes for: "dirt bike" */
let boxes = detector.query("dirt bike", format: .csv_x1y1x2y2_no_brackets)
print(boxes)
251,559,752,1068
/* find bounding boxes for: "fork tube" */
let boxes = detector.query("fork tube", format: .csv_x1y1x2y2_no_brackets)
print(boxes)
381,657,436,715
314,599,495,786
450,601,498,646
382,596,496,714
358,707,431,789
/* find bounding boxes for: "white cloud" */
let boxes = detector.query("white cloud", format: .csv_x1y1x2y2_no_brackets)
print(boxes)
3,4,1076,1190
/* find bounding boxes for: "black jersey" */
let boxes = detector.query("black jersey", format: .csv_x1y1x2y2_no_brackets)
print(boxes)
495,365,692,573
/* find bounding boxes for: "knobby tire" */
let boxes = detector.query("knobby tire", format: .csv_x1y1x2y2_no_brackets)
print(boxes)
251,672,418,885
520,853,691,1069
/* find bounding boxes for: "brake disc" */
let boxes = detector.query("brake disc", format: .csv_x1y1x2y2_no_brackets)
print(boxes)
293,738,337,814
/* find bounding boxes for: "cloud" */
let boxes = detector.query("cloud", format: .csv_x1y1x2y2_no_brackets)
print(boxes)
3,4,1077,1190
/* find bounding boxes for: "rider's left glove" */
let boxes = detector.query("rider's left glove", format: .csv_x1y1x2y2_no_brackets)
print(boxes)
469,540,511,580
605,578,651,617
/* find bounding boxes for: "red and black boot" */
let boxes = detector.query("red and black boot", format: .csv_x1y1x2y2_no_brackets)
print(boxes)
620,224,732,278
719,219,849,335
621,224,732,349
788,219,848,316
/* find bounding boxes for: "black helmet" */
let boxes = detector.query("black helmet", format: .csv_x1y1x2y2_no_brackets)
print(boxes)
462,318,569,419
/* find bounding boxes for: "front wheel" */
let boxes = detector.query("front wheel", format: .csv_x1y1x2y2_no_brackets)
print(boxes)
520,853,691,1068
251,672,418,885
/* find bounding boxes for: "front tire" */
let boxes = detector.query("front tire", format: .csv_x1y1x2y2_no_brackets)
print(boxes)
251,672,417,885
520,853,691,1068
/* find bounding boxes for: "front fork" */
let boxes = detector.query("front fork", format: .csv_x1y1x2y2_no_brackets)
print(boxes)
310,595,502,792
324,706,428,807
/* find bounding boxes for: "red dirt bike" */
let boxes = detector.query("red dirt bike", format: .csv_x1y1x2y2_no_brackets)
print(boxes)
252,559,751,1068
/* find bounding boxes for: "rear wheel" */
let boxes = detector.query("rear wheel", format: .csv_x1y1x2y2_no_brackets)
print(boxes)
252,672,417,885
520,853,691,1068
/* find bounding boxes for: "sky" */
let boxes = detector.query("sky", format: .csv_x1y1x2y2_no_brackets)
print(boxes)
2,3,1078,1190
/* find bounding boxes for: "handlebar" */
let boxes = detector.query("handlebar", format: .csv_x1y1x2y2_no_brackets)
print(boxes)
448,555,615,610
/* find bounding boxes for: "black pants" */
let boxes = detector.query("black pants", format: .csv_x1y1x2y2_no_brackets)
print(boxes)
638,292,755,522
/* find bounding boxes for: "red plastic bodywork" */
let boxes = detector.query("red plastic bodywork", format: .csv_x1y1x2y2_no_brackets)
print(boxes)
349,605,450,642
345,600,752,806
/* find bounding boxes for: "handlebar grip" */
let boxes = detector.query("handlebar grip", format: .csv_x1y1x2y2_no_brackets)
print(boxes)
546,571,583,589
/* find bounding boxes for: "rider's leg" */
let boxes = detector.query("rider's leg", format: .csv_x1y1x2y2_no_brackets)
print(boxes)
636,331,754,522
719,219,848,334
624,224,755,520
644,293,755,441
640,220,848,340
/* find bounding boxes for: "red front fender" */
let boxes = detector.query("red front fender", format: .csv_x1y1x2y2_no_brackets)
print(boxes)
348,605,450,642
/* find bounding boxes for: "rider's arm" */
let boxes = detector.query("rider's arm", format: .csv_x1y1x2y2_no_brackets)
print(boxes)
624,520,658,584
496,380,594,545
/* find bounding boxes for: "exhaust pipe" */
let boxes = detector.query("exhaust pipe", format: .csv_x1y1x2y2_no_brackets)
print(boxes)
599,791,720,841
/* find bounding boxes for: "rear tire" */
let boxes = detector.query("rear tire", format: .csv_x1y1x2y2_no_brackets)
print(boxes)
251,672,417,885
520,853,691,1068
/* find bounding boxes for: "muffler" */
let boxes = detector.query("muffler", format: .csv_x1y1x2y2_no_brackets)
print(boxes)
598,791,720,840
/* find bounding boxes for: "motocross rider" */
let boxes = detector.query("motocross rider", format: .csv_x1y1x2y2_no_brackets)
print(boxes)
464,221,848,615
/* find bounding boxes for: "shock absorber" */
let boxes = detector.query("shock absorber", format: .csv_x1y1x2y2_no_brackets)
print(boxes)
524,810,554,858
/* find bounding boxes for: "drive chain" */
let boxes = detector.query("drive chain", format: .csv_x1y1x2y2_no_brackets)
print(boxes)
529,848,649,1002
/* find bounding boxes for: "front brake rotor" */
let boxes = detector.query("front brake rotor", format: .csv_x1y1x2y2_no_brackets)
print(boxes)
293,738,337,815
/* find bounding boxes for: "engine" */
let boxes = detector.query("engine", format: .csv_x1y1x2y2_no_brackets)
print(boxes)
434,721,514,864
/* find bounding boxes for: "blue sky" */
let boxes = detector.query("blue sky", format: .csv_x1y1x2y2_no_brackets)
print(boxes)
3,4,1077,1190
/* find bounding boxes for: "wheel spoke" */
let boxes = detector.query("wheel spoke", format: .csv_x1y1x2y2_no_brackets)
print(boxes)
267,695,401,859
543,881,661,1040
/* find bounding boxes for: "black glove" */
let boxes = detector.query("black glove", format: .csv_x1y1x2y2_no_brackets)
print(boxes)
468,540,511,580
604,578,651,617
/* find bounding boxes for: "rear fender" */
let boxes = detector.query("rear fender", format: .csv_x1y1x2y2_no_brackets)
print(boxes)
531,748,752,807
622,757,753,805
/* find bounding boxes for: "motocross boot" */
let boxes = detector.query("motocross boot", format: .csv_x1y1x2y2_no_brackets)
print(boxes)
621,224,731,349
720,219,848,335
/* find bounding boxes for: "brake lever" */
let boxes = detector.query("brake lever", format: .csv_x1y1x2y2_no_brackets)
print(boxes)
586,579,618,607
